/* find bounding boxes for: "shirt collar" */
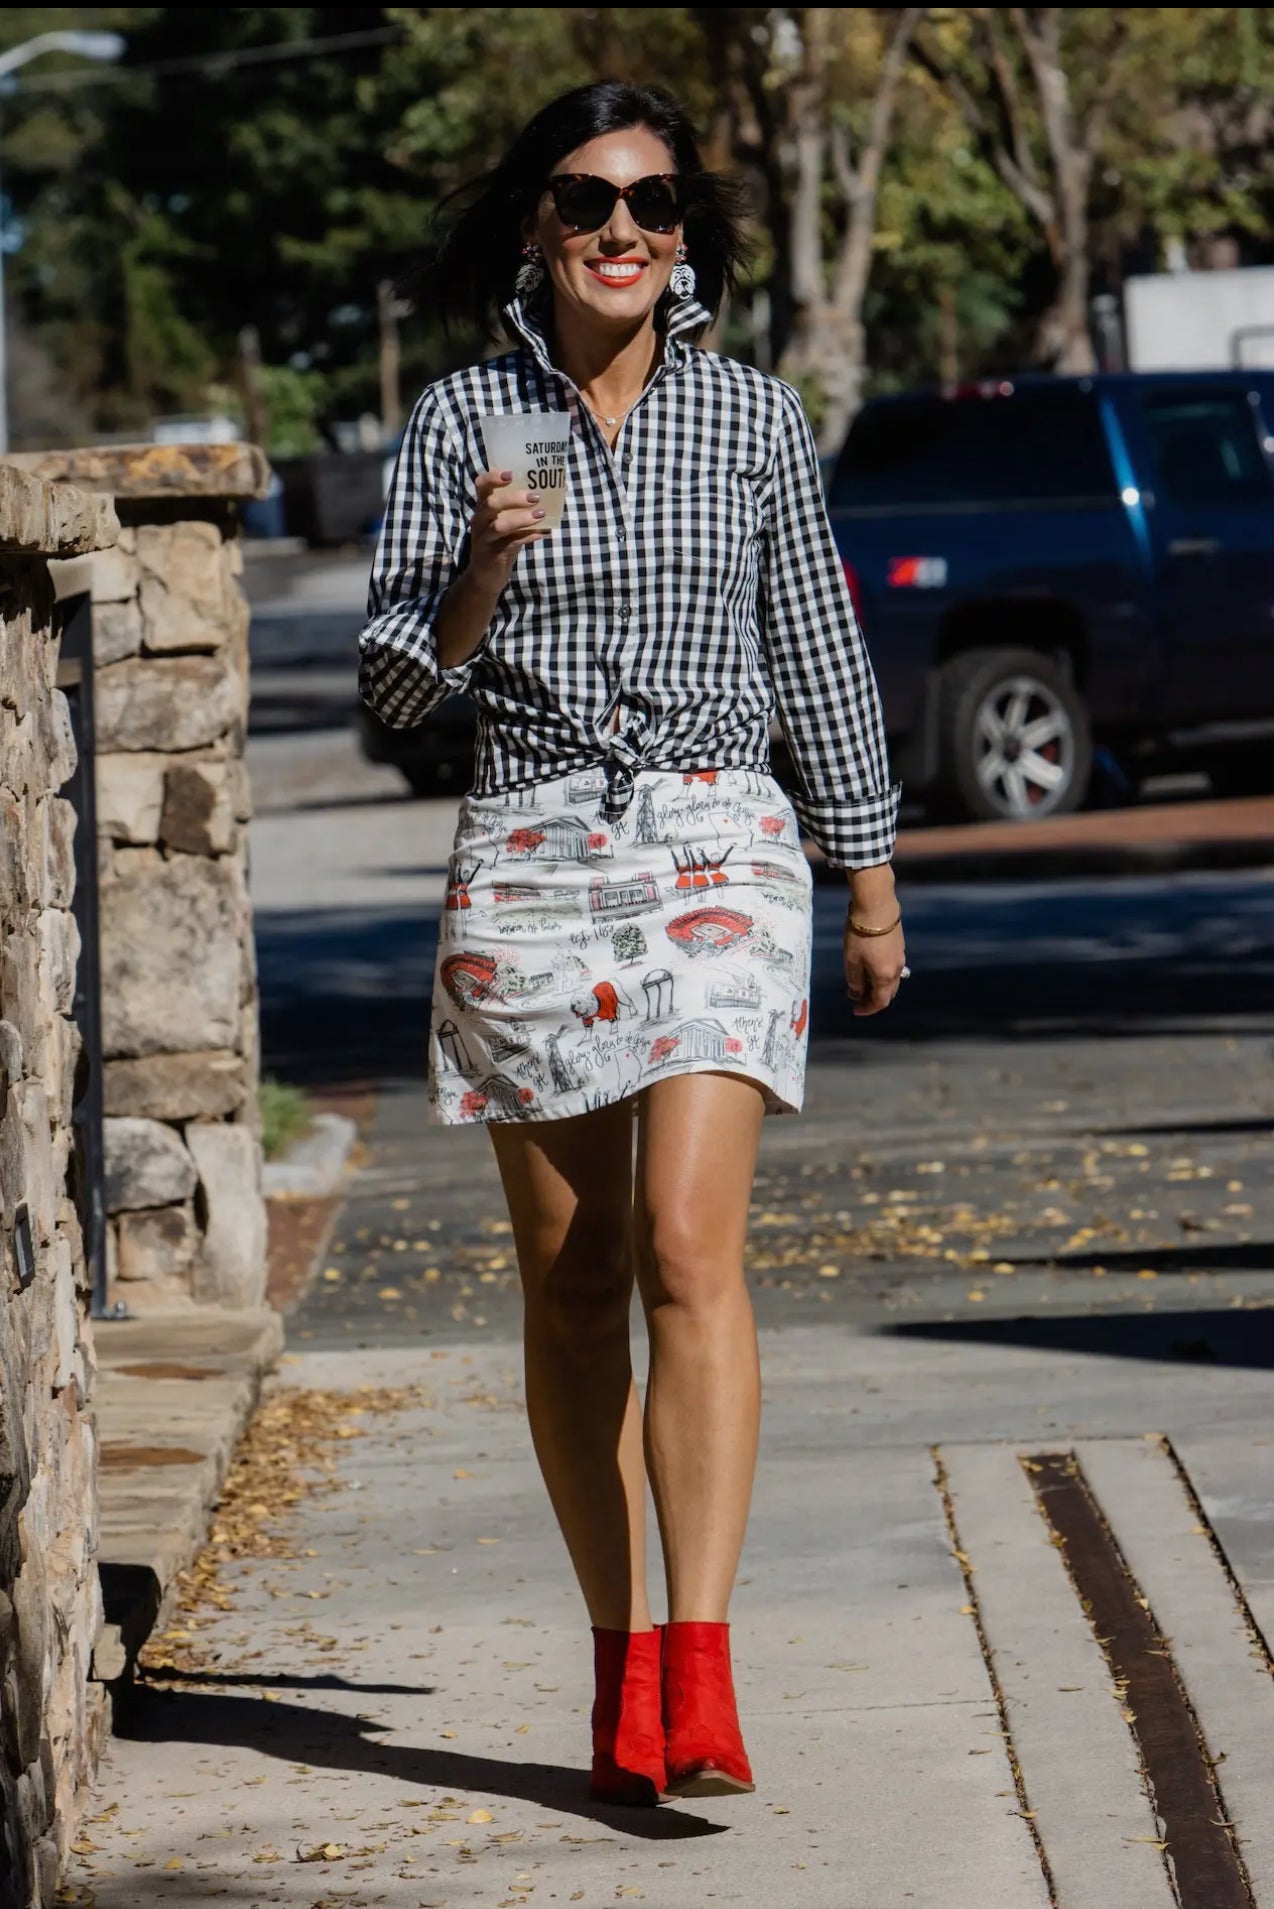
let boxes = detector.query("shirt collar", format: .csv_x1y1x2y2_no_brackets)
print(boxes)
503,289,713,380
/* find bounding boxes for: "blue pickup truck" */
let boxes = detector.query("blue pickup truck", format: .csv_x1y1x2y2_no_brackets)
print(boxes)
829,370,1274,819
360,370,1274,819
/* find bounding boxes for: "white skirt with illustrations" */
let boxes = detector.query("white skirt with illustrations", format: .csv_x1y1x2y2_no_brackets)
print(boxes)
428,767,814,1124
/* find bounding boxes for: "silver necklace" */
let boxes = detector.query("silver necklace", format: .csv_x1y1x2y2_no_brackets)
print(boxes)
580,392,640,429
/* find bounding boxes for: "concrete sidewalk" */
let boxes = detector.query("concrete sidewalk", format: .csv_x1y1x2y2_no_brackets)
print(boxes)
66,1312,1274,1908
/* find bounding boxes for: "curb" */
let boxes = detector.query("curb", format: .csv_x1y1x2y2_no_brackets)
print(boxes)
91,1308,284,1704
262,1110,358,1198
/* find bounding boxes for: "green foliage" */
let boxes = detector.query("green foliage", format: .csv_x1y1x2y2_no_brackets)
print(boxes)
3,7,1273,441
259,1076,312,1161
256,364,326,458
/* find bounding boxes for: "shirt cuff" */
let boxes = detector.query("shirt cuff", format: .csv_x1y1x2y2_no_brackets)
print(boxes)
790,784,901,870
358,623,478,730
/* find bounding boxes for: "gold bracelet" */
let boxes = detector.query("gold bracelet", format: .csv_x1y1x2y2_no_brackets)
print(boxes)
849,911,902,939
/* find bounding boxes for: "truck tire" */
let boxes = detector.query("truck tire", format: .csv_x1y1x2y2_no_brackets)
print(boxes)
936,648,1092,823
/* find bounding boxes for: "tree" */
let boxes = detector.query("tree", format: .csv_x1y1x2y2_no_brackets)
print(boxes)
701,7,925,447
911,8,1274,375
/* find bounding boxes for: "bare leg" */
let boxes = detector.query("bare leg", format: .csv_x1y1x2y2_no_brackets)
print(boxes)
634,1073,765,1623
490,1103,652,1631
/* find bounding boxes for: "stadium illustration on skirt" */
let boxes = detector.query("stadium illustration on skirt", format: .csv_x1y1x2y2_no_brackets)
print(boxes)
428,767,815,1124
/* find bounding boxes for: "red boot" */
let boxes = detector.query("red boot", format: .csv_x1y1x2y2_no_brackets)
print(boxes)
662,1621,755,1797
590,1627,667,1805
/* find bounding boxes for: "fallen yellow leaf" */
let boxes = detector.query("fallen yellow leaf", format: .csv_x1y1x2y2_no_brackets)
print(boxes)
467,1809,494,1824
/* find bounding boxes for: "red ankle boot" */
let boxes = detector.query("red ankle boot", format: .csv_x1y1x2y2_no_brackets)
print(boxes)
590,1627,667,1805
662,1621,755,1797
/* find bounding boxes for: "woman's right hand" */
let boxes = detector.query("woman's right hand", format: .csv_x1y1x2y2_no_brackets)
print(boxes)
466,469,547,596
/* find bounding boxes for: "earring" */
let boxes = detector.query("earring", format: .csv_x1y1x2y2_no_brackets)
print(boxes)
670,242,696,300
515,241,545,298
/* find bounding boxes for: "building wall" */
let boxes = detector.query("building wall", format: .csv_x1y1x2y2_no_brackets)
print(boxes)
0,466,119,1909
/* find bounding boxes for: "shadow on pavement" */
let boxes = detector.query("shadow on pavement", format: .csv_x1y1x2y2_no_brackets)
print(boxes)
137,1666,436,1698
1003,1242,1274,1275
117,1686,727,1841
882,1306,1274,1369
256,874,1274,1086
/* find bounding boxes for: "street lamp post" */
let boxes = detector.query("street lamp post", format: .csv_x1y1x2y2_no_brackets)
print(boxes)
0,30,126,455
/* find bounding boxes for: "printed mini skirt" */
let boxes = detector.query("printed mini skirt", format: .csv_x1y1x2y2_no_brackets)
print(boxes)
428,767,814,1125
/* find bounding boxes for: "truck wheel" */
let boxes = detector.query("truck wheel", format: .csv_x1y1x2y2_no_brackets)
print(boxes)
937,648,1092,823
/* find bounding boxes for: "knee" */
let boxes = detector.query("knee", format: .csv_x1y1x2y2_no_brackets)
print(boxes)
524,1231,632,1341
638,1214,741,1317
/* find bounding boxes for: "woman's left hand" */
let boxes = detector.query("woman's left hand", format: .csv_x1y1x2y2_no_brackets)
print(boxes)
843,866,906,1016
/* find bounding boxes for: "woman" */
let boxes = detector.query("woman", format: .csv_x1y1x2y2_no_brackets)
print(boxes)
360,80,905,1806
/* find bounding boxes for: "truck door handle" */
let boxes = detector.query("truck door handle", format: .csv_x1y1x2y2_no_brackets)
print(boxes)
1168,536,1220,556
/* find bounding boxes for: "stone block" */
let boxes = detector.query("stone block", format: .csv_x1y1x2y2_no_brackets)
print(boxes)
38,793,77,908
35,685,77,791
0,1020,22,1101
0,463,118,557
187,1121,266,1308
43,1015,81,1133
37,907,79,1019
0,787,30,916
102,1051,246,1120
96,753,166,845
103,1118,197,1213
116,1202,198,1282
0,1082,28,1239
92,597,143,666
226,755,253,823
138,521,231,652
94,654,245,753
87,542,140,605
100,854,243,1058
14,1077,57,1249
159,760,236,855
1,929,44,1079
50,1240,77,1391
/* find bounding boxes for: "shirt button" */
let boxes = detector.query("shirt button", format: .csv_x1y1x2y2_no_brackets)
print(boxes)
619,604,632,621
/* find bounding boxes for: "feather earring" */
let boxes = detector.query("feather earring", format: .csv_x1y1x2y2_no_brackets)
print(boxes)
515,242,545,298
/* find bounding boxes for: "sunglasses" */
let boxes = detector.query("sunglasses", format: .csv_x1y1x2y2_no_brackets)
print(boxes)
546,172,684,235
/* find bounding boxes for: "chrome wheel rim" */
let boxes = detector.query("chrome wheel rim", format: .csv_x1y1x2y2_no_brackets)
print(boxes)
972,675,1074,819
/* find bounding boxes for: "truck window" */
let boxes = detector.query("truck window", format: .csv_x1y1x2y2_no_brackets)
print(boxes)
1139,391,1273,508
830,392,1117,510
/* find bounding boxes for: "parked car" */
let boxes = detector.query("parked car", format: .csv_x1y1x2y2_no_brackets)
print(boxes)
360,370,1274,820
828,370,1274,819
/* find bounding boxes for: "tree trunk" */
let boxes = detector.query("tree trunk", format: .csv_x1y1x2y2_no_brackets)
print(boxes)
777,6,923,451
1034,251,1095,372
913,8,1101,375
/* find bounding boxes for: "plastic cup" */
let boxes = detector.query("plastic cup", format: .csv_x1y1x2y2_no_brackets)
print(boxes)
480,412,573,532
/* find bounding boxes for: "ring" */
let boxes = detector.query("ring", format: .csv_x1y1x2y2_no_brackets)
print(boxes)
900,966,912,980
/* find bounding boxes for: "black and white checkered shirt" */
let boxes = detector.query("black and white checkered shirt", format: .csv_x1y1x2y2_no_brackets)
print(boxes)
359,294,899,867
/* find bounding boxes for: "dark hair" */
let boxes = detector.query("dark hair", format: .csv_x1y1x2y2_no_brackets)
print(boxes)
417,81,751,339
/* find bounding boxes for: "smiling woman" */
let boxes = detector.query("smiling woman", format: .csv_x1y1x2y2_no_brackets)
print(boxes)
359,78,904,1819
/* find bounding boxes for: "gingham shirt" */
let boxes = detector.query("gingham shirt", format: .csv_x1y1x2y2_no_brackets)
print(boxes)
359,293,899,867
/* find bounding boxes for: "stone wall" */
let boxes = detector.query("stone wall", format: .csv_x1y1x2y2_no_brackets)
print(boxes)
0,464,119,1908
19,445,271,1314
